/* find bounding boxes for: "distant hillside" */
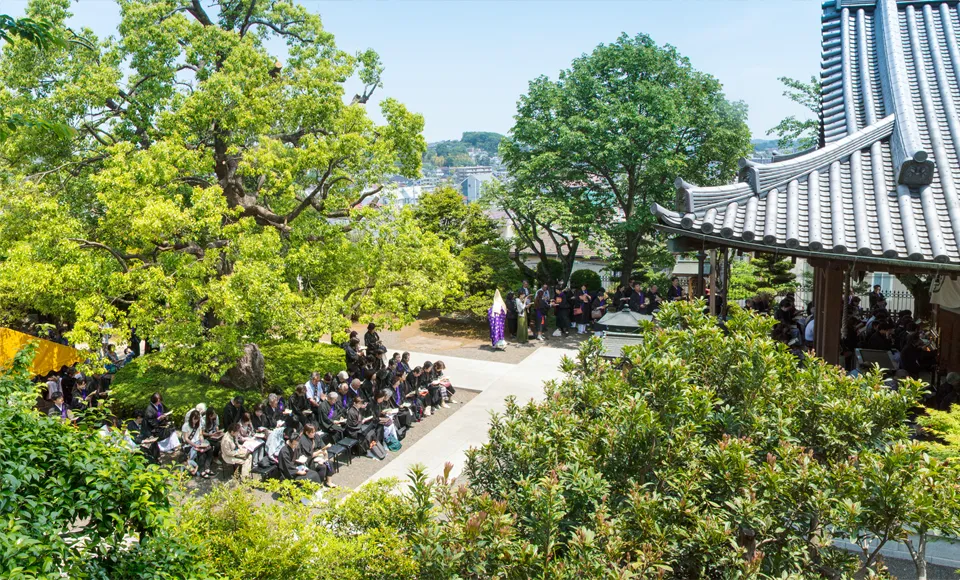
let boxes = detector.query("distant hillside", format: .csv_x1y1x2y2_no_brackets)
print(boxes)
424,132,504,168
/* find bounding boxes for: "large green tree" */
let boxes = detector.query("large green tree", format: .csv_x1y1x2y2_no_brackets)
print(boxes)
501,33,751,286
0,0,460,378
767,76,821,151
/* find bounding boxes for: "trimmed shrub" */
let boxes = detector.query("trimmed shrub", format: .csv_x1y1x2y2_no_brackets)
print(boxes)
569,269,603,291
110,341,345,420
261,341,345,393
109,357,233,420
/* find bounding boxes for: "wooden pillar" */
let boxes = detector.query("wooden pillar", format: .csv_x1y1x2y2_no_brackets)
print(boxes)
697,250,707,298
813,263,843,365
709,249,718,315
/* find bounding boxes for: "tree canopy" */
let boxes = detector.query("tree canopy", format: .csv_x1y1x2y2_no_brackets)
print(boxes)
0,0,460,377
502,33,751,286
767,75,821,151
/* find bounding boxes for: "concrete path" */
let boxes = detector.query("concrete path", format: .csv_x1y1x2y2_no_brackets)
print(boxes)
361,346,570,486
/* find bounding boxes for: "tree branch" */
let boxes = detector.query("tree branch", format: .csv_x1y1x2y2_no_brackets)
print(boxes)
238,0,258,37
187,0,213,26
66,238,130,273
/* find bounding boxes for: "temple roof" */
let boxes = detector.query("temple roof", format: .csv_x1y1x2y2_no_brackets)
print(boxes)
652,0,960,270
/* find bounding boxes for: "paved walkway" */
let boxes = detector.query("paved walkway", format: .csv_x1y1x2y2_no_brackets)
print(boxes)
362,346,570,486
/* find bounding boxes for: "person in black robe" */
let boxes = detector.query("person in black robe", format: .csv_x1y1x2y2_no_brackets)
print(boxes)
298,424,335,486
645,285,663,315
251,403,268,431
505,291,518,338
421,361,444,411
345,396,376,449
278,429,323,484
263,393,285,429
865,322,895,351
317,392,345,441
364,323,387,369
144,392,173,439
388,374,415,428
336,383,353,414
222,396,245,430
554,289,572,337
289,385,315,428
575,286,592,334
629,283,646,313
667,277,684,301
360,369,377,401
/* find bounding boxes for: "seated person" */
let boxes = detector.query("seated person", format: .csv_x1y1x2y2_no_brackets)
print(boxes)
202,407,222,454
263,393,286,429
145,392,179,452
298,424,335,487
221,422,253,479
182,410,214,478
433,361,457,406
318,391,345,440
47,393,74,422
289,384,315,427
278,428,323,484
345,395,377,452
72,378,96,411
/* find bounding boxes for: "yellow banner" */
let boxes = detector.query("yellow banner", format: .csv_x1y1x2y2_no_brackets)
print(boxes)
0,327,84,377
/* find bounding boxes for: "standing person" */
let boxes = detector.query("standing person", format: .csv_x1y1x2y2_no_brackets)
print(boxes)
554,288,572,337
45,374,63,401
591,291,609,330
532,288,549,341
505,292,518,338
518,280,531,299
515,292,529,344
575,285,592,334
645,285,663,314
488,290,508,349
667,277,684,301
868,285,885,310
364,323,387,369
629,283,646,313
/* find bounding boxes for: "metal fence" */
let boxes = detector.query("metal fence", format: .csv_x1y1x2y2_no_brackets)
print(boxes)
794,286,916,314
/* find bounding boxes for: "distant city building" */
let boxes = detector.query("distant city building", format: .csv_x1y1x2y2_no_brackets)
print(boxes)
460,172,495,203
453,166,495,179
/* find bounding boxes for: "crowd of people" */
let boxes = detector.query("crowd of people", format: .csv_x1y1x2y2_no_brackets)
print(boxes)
38,323,459,489
502,277,687,341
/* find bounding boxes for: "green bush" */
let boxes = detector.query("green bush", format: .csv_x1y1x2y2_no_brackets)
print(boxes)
569,269,602,291
261,341,345,393
110,356,234,420
110,341,345,420
918,405,960,460
459,244,523,295
173,479,418,580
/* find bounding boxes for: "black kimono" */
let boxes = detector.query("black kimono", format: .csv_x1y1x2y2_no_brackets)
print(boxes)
317,400,344,440
298,433,332,478
144,402,173,439
629,291,646,314
554,292,572,336
263,404,282,429
222,402,245,430
346,406,376,446
278,443,322,484
289,393,314,428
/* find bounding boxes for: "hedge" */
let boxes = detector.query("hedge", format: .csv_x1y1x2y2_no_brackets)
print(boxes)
109,341,346,421
570,269,603,292
261,341,345,392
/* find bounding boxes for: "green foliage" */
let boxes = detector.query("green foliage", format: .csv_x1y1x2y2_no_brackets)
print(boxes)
728,258,759,300
460,131,504,154
0,345,203,578
173,480,418,580
261,341,345,393
460,244,522,296
450,301,956,578
0,0,460,379
109,356,232,420
569,269,602,291
412,186,469,246
536,258,564,287
751,253,796,295
423,131,503,168
767,76,821,151
918,406,960,460
503,33,751,285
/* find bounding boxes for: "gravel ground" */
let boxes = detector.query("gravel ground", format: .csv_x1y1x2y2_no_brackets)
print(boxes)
352,318,590,365
328,388,479,489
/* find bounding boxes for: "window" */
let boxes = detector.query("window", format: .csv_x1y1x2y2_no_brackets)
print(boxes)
871,273,893,293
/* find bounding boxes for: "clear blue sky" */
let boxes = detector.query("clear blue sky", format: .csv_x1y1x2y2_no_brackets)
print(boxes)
8,0,823,143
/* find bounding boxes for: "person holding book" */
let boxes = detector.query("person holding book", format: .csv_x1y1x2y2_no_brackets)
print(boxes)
278,428,323,484
182,410,214,478
298,424,335,487
221,422,253,479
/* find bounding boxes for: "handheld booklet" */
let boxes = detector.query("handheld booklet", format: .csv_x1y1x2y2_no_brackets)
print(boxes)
242,439,263,453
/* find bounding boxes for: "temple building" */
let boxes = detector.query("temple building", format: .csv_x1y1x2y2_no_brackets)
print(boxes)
652,0,960,368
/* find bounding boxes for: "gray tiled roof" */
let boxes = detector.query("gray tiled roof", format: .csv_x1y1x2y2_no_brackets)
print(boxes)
652,0,960,270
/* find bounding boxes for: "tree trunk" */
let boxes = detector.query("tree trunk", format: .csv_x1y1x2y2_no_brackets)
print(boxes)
896,274,933,319
917,533,927,580
619,235,640,287
220,342,265,393
559,240,580,288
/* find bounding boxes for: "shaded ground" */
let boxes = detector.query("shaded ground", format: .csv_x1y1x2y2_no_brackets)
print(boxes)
879,557,956,579
353,317,590,365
